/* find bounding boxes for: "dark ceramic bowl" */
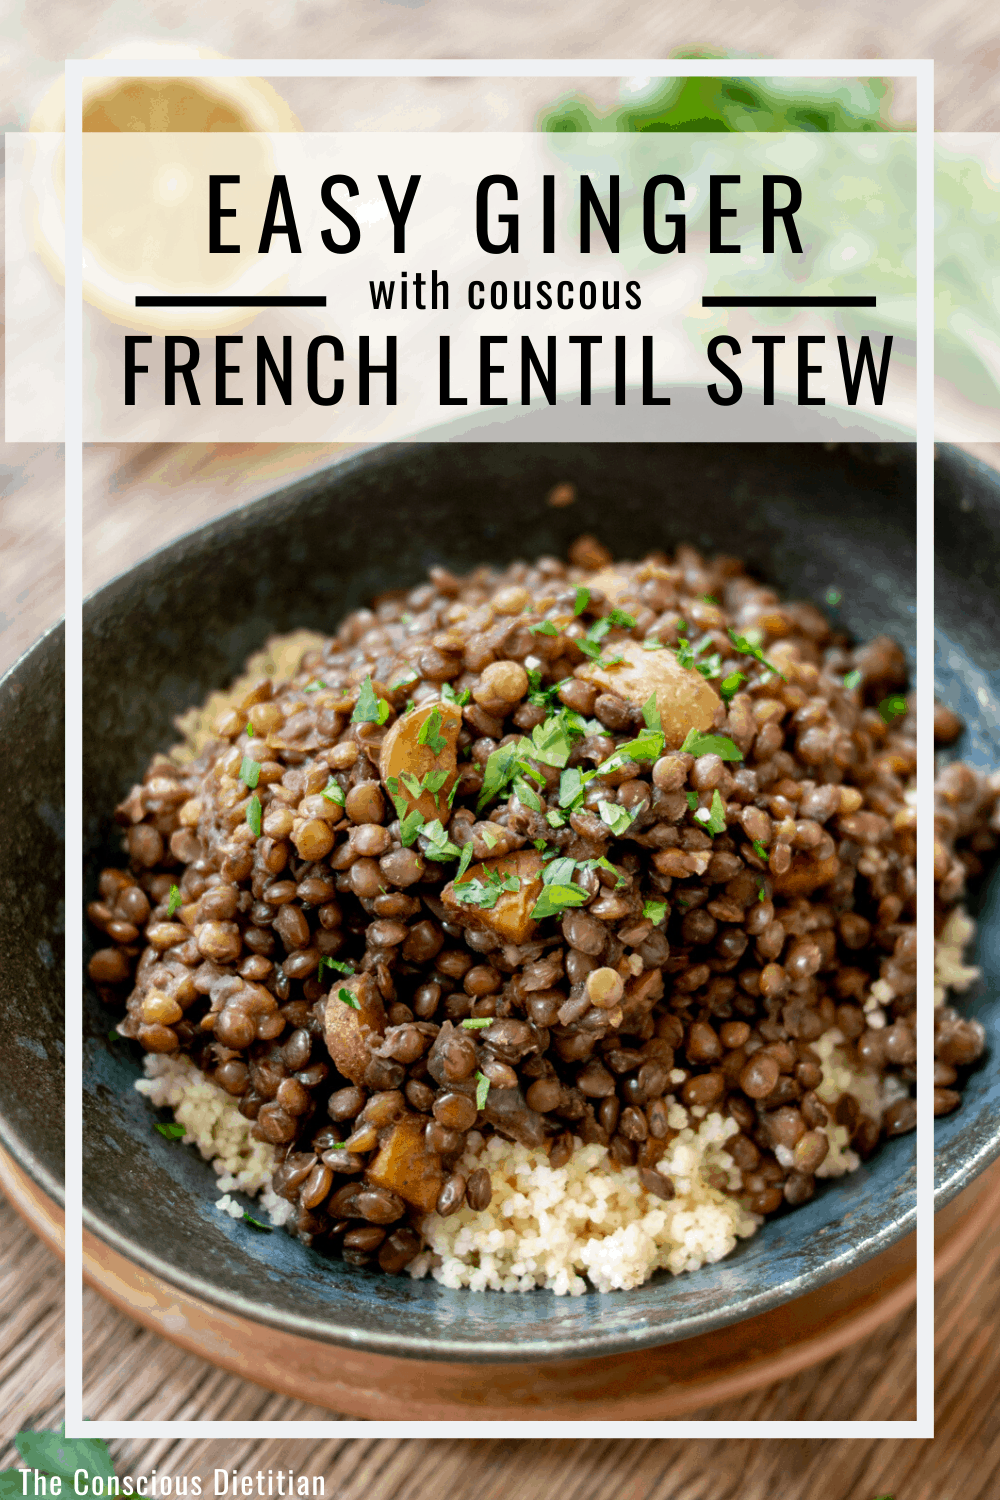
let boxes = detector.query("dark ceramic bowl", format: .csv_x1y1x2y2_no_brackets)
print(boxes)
69,442,986,1361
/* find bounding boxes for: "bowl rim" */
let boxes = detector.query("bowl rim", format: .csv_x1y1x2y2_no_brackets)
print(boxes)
55,440,993,1357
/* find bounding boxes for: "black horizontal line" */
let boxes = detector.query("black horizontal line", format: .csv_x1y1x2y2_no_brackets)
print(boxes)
134,295,328,308
702,295,876,308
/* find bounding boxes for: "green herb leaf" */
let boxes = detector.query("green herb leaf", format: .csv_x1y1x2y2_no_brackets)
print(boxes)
574,585,591,616
879,694,908,723
545,809,566,827
415,706,446,753
246,721,255,736
702,594,720,605
513,776,543,812
758,880,767,902
166,884,182,918
336,987,359,1010
455,841,475,881
686,790,699,811
680,728,743,762
692,787,727,836
421,818,462,862
242,1212,273,1231
246,792,262,838
643,899,668,925
391,669,419,691
423,768,449,794
107,1028,119,1043
559,765,592,810
477,740,524,811
399,808,426,846
531,883,589,919
824,586,842,607
400,770,424,799
752,839,768,860
642,692,662,734
461,1018,493,1030
481,827,500,849
451,867,520,909
843,668,863,690
441,681,471,706
597,729,665,775
318,956,354,980
155,1122,185,1140
239,754,261,790
14,1422,115,1486
607,607,637,629
541,855,578,887
352,675,391,725
597,800,637,837
530,620,559,636
720,670,745,703
642,638,664,651
475,1071,490,1110
303,679,326,694
727,629,787,682
322,778,346,805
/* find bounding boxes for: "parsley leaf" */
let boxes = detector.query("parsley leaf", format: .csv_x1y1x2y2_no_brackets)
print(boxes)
399,808,426,846
246,791,262,838
391,668,419,691
727,629,787,682
452,868,520,909
455,841,475,881
155,1122,185,1139
513,776,543,812
680,728,743,761
352,675,391,724
574,585,591,615
461,1018,493,1030
642,638,665,651
607,607,637,629
559,764,593,809
12,1421,115,1486
530,620,559,636
238,754,261,790
322,778,346,805
318,956,354,981
879,694,908,723
843,668,863,690
475,1071,490,1110
824,586,842,607
531,882,589,919
752,839,768,860
166,884,182,918
546,809,567,827
417,707,447,753
692,788,727,835
597,729,665,775
643,899,667,925
421,818,461,862
246,721,255,736
335,987,359,1010
642,692,662,734
720,670,745,703
442,682,472,707
598,799,637,836
477,740,525,810
242,1212,273,1231
303,679,326,694
686,790,699,811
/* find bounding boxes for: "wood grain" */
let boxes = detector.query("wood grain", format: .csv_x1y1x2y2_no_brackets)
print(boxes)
5,1175,1000,1494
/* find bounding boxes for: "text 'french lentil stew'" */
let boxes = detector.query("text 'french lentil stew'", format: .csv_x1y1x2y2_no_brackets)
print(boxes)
88,537,988,1296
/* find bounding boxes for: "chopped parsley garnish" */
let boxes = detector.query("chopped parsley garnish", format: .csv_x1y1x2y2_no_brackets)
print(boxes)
238,755,261,789
442,682,472,706
461,1018,493,1030
453,868,520,909
686,790,699,811
246,792,262,838
531,883,589,918
399,808,426,846
246,721,255,736
455,841,475,880
335,986,359,1010
720,671,745,703
417,707,447,754
758,880,767,902
478,740,524,810
642,638,665,651
475,1071,490,1110
391,669,419,691
825,586,842,607
728,629,787,682
421,818,462,862
642,692,662,734
546,808,567,827
574,585,591,616
322,778,346,806
155,1122,185,1140
598,799,637,837
352,676,391,725
303,679,326,694
523,713,576,768
607,607,637,629
752,839,768,860
514,776,543,812
423,768,449,795
673,629,723,680
481,827,500,849
108,1028,119,1042
680,728,743,761
559,765,593,810
166,884,182,918
693,788,727,835
242,1212,272,1231
598,728,665,775
843,669,863,691
318,956,354,980
702,594,720,605
879,694,908,723
530,620,559,636
643,899,667,925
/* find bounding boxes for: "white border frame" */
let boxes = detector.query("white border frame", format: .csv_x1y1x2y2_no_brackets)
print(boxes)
64,55,934,1439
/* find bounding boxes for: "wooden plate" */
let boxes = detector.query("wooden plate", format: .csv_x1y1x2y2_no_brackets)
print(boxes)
4,1147,995,1421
